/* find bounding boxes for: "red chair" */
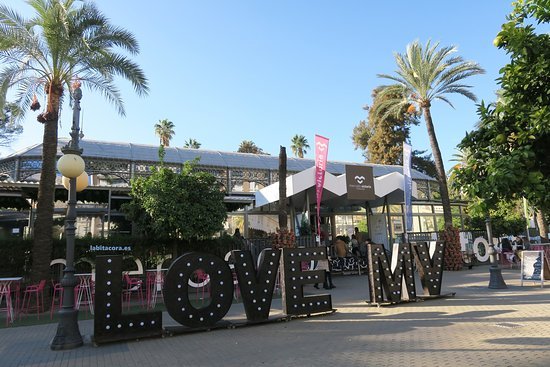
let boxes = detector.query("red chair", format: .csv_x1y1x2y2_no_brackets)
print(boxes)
20,279,46,320
123,273,144,310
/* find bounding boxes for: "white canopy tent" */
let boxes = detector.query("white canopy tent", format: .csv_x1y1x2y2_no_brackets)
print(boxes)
254,166,419,247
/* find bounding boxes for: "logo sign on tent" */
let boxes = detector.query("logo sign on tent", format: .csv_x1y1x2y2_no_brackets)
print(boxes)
345,165,375,200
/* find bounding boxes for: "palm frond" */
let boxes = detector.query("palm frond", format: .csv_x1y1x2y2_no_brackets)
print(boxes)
433,95,455,109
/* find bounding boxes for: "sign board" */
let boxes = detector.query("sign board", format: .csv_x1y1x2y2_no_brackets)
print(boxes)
520,250,544,288
345,165,375,200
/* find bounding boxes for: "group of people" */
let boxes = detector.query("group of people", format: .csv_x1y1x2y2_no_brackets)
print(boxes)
500,235,526,263
333,227,373,258
315,227,374,290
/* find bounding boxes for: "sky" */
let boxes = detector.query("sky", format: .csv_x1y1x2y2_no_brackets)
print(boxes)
2,1,517,171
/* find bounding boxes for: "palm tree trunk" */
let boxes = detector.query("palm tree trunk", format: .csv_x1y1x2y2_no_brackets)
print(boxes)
422,107,453,228
536,209,548,239
31,92,61,285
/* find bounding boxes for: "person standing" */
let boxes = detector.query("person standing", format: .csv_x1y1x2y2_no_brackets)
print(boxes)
314,246,335,289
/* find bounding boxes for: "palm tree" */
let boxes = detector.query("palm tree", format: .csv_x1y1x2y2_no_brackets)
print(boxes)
375,40,484,229
154,119,175,147
290,134,310,158
0,0,148,284
238,140,264,154
183,138,201,149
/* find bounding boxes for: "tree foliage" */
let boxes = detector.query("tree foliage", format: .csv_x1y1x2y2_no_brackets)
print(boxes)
453,0,550,227
352,87,436,177
0,0,148,283
122,161,227,243
0,103,23,147
466,200,526,236
154,118,175,147
375,40,484,228
183,138,201,149
237,140,267,154
290,134,310,158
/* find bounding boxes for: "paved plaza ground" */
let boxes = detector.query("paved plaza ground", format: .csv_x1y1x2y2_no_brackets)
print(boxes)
0,265,549,367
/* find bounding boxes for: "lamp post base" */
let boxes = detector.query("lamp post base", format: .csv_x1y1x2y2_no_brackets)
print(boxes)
488,266,508,289
50,308,83,350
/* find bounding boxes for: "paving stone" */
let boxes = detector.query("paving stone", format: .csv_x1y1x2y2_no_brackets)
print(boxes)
0,266,549,366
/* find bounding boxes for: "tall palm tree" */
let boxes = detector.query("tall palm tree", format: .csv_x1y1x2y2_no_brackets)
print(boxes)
154,119,175,147
290,134,310,158
375,40,484,228
0,0,148,284
238,140,264,154
183,138,201,149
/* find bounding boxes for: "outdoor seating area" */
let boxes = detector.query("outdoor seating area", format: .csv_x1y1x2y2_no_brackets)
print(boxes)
330,256,369,275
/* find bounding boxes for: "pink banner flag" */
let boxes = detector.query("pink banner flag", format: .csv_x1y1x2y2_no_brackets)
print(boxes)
315,135,329,242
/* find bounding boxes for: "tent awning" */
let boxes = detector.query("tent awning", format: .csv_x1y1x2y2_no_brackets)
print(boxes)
254,166,418,209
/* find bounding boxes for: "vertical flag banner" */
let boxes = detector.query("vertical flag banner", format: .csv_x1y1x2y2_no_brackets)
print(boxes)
315,135,329,242
403,142,413,233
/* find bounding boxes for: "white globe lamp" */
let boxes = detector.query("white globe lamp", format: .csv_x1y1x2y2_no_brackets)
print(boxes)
62,171,88,192
57,154,85,178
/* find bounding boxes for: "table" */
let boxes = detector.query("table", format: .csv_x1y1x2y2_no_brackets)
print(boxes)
0,277,23,324
75,273,94,315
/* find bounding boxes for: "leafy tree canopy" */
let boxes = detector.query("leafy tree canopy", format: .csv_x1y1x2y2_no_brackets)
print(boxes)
374,40,484,229
154,118,175,147
237,140,268,154
290,134,310,158
183,138,201,149
352,87,436,177
0,103,22,147
122,161,227,242
453,0,550,216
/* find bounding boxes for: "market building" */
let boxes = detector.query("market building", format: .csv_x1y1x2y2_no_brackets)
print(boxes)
0,138,468,247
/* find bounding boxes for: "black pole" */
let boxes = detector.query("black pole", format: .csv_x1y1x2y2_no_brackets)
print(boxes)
486,216,507,289
51,85,84,350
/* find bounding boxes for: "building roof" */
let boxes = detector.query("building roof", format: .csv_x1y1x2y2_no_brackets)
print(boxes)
2,138,435,180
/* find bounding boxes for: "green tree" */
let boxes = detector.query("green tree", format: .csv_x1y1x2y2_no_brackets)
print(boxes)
352,87,436,176
353,88,417,164
0,103,23,147
375,40,485,229
466,200,526,236
290,134,310,158
0,0,148,283
183,138,201,149
453,0,550,237
154,118,175,147
122,161,227,255
238,140,265,154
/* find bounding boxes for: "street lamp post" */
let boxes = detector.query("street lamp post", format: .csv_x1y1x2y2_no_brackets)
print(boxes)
51,84,85,350
486,217,507,289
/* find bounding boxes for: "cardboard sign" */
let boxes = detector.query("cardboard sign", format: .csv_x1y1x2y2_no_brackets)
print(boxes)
521,250,544,287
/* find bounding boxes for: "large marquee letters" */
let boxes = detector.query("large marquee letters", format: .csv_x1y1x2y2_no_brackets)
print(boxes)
411,241,445,296
280,247,332,315
232,249,281,322
164,252,234,328
94,255,162,344
367,243,416,304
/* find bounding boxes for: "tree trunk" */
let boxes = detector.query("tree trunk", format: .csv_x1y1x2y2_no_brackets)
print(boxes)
278,146,287,229
536,209,548,239
422,106,452,228
31,89,61,286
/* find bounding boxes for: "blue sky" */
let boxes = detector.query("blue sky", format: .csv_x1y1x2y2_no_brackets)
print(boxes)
3,1,515,171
